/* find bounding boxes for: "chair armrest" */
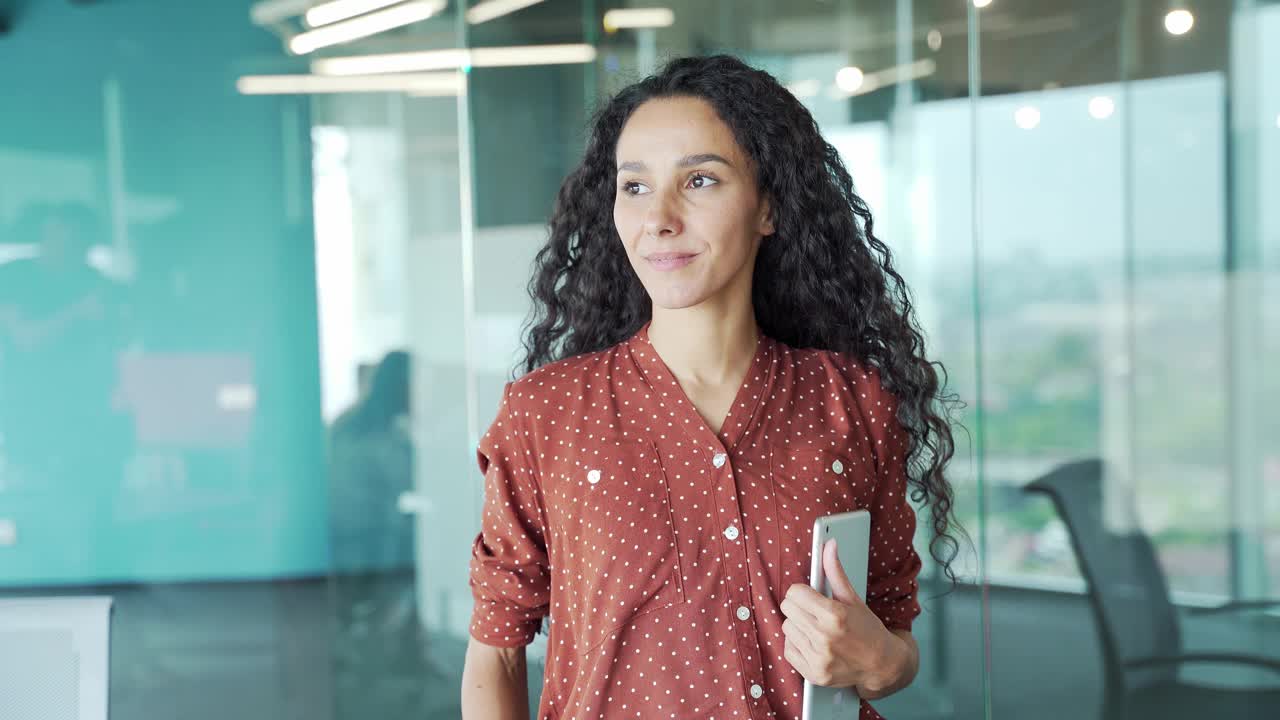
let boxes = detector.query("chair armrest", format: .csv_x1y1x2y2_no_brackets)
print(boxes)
1124,652,1280,677
1187,599,1280,616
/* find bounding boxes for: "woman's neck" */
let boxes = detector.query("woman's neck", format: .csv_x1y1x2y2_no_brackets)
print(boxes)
647,304,758,388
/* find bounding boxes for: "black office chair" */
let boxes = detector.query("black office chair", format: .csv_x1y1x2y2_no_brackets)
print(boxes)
1025,459,1280,719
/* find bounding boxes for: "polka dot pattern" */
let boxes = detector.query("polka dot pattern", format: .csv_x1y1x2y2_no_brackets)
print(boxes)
469,320,922,720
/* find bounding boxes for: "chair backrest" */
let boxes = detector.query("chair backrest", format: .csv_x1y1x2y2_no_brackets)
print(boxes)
1025,459,1181,690
0,596,113,720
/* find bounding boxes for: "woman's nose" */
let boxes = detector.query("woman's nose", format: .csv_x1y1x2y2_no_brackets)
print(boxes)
642,191,683,237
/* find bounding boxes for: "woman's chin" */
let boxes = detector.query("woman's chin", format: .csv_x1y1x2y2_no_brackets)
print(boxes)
647,286,710,311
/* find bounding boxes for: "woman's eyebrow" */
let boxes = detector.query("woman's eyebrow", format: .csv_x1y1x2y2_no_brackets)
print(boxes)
678,153,733,168
616,153,734,173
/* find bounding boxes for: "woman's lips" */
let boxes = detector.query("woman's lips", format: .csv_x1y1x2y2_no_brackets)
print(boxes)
646,252,699,271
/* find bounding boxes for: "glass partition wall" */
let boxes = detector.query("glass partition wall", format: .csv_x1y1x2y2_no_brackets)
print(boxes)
1,1,1275,719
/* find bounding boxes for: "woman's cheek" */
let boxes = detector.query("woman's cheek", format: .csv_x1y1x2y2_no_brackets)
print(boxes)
613,203,643,238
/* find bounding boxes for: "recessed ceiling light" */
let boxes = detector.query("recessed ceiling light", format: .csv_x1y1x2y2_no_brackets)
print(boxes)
1015,106,1040,130
1164,9,1194,35
1089,96,1115,120
836,66,865,93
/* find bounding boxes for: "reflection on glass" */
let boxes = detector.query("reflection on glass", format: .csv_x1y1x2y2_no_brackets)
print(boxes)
1,202,132,581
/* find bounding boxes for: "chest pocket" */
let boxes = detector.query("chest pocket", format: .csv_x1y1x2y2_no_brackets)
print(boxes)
768,440,876,583
545,437,687,655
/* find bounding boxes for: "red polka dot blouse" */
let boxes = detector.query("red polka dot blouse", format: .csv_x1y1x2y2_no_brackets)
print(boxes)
469,320,922,719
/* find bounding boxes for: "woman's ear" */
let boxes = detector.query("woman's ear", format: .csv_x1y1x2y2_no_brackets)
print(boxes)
758,197,776,237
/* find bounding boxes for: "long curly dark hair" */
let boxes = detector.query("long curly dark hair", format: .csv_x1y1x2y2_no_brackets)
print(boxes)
519,54,965,584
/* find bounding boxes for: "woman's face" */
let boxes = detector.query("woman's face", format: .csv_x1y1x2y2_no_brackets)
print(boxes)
613,96,773,312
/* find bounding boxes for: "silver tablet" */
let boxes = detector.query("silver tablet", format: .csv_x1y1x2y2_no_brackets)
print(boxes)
800,509,871,720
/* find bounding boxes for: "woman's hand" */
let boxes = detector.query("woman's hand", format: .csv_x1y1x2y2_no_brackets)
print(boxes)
779,538,915,700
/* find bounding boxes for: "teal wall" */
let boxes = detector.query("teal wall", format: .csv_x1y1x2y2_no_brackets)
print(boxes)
0,0,327,585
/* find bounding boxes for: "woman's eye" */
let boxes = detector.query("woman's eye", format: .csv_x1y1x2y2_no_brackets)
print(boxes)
622,181,650,195
688,173,719,189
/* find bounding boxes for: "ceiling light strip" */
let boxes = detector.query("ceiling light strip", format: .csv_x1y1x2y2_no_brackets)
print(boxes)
237,72,463,94
289,0,447,55
311,42,596,75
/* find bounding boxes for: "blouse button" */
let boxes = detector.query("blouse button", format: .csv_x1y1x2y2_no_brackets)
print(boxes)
712,452,727,468
723,525,740,541
587,469,601,484
736,606,751,621
749,684,764,699
831,459,844,474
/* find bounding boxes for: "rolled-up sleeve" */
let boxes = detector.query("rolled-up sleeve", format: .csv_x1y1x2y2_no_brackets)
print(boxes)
467,382,551,648
861,383,923,632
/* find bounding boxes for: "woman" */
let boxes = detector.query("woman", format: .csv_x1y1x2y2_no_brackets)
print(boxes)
462,55,960,720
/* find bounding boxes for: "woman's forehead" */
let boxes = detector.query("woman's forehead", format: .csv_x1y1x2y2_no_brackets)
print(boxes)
616,97,746,167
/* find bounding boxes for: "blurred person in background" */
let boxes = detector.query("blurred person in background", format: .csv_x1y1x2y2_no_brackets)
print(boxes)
327,349,416,651
0,202,132,492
